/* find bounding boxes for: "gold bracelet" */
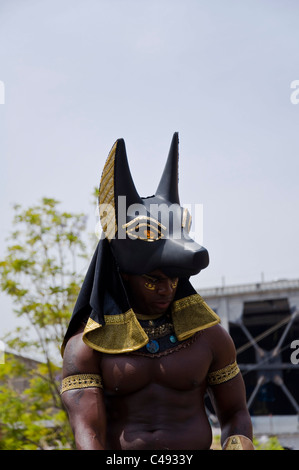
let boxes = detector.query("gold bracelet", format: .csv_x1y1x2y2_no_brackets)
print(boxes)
61,374,103,394
223,435,255,450
207,360,240,386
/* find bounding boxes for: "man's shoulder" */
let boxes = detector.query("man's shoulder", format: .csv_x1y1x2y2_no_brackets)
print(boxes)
193,324,236,362
62,326,102,377
199,324,237,371
203,323,231,341
184,324,227,356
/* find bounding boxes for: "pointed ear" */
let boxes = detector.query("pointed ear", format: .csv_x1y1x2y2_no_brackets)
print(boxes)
155,132,180,204
113,138,142,209
99,139,142,240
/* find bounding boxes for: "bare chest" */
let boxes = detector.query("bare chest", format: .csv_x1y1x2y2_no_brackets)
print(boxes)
100,335,212,395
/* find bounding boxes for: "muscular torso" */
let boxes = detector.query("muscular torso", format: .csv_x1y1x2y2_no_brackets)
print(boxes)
100,332,213,449
62,324,244,450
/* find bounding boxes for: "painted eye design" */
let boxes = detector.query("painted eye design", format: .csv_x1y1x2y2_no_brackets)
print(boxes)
142,274,178,291
122,216,167,242
182,208,192,233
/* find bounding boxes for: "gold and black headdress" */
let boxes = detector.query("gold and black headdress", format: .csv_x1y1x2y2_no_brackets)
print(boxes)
61,133,219,355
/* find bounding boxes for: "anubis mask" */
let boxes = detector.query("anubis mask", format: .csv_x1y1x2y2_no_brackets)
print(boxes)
98,133,209,278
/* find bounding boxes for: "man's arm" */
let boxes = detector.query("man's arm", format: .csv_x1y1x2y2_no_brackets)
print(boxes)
61,326,106,450
209,374,253,449
207,325,254,450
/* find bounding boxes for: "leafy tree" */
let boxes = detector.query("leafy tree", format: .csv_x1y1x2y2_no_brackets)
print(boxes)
0,198,91,449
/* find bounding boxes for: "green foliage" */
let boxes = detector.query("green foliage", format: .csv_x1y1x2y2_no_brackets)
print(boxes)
0,197,91,449
253,435,284,450
0,356,73,449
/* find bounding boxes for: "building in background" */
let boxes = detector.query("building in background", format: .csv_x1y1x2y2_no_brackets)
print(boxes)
199,278,299,449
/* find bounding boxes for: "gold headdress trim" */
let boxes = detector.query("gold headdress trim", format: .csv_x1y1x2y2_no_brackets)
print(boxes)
172,294,220,341
82,294,220,354
83,310,149,354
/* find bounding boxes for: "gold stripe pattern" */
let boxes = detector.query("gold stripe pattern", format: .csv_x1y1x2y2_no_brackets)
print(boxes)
99,141,117,240
207,360,240,386
60,374,103,394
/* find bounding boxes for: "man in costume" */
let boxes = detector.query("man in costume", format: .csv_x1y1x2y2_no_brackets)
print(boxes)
61,133,254,450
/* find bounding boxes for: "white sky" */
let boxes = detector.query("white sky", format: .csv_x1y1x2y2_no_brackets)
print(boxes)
1,0,299,335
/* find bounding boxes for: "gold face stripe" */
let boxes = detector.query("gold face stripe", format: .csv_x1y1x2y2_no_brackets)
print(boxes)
207,361,240,386
60,374,103,394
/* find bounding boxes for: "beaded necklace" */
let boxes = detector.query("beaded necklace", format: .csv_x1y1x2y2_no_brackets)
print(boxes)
134,312,184,357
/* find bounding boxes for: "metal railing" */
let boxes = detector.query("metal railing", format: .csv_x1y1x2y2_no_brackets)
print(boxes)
198,279,299,298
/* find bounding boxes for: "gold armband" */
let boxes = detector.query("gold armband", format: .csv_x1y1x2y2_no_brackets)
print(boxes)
223,435,255,450
61,374,103,394
207,360,240,386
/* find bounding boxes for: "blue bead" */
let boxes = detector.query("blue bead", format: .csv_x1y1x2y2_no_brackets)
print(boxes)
146,340,159,353
169,335,177,343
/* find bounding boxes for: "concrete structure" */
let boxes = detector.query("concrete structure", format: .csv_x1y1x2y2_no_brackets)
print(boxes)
198,279,299,449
